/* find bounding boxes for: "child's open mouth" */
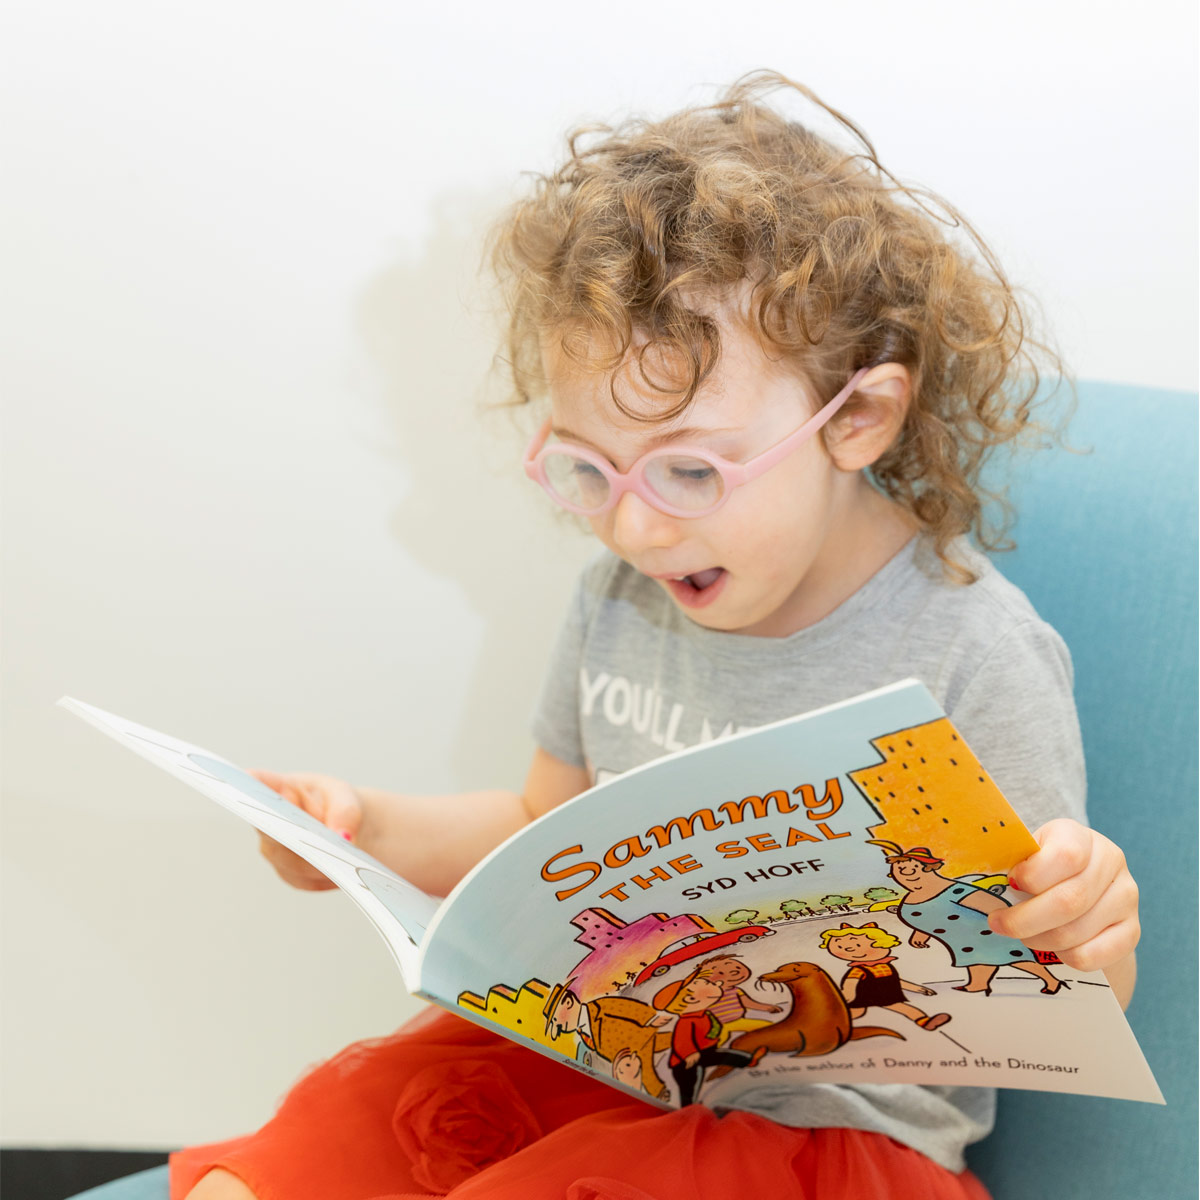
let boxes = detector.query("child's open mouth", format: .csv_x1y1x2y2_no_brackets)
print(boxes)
663,568,728,609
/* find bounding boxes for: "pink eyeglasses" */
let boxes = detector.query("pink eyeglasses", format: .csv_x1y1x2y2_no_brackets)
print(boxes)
524,368,868,518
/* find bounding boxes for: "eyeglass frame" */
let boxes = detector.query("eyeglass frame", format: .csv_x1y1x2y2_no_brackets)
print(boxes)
523,367,870,519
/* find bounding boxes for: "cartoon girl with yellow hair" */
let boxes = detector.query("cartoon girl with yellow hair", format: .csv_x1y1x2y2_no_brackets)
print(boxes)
820,922,950,1030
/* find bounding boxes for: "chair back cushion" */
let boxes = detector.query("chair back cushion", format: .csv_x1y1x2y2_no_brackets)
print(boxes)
967,381,1198,1196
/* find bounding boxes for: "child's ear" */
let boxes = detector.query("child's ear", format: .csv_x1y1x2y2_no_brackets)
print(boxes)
824,363,911,471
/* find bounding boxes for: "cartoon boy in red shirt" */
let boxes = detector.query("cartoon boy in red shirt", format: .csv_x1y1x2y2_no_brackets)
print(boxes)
653,974,766,1105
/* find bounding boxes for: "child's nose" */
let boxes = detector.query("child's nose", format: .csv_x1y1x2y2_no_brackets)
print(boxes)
608,489,681,554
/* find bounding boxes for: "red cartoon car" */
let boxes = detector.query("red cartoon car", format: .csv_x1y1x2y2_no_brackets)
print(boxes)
634,925,774,986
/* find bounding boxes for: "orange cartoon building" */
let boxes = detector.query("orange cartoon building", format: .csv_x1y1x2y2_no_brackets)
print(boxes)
848,717,1039,877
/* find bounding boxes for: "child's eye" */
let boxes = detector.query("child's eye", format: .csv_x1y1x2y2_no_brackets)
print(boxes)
645,455,725,510
543,453,611,509
669,465,717,483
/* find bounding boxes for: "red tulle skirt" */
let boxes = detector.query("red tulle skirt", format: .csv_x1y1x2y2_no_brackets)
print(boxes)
170,1008,991,1200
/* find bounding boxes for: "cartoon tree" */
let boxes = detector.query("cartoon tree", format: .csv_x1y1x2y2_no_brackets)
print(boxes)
725,908,760,927
778,899,806,920
863,887,899,903
821,894,854,913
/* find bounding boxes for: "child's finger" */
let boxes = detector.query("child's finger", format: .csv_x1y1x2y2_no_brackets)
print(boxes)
1007,818,1095,895
990,872,1098,941
991,855,1118,943
255,829,337,891
314,779,363,841
1048,912,1141,974
1002,871,1138,963
248,769,364,888
283,782,317,816
252,771,362,840
1002,821,1124,928
249,769,322,823
289,776,362,840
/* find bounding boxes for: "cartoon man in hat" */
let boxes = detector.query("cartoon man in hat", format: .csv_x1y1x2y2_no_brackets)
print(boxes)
543,980,671,1099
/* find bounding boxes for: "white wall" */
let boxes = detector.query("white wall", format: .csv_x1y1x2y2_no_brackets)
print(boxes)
2,0,1195,1148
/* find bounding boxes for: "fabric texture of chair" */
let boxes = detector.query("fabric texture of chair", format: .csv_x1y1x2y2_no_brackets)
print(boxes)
966,380,1198,1197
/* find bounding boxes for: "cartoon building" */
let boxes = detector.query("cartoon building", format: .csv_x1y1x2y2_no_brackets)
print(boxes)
848,718,1038,877
458,979,575,1054
567,908,717,995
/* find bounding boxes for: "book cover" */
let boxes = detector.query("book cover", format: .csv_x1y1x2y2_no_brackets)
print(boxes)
60,680,1162,1109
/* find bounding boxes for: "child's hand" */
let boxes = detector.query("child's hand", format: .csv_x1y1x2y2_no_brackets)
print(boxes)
990,818,1140,972
250,769,365,891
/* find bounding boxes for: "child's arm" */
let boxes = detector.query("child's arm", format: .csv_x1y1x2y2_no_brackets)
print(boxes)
989,818,1139,1010
255,747,590,898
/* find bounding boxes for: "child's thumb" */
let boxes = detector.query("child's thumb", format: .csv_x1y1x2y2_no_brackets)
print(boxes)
323,782,364,843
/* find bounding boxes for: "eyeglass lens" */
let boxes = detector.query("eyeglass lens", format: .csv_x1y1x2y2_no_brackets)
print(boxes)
541,451,726,513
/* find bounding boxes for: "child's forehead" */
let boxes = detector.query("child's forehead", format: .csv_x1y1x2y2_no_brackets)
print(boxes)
541,319,814,438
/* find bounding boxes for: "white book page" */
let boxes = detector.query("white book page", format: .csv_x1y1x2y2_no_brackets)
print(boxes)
59,697,440,988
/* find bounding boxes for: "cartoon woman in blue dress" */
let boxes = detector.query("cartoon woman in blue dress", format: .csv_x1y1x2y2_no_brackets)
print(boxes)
868,841,1066,996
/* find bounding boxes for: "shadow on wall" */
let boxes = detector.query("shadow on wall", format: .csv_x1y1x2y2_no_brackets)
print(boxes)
355,191,595,791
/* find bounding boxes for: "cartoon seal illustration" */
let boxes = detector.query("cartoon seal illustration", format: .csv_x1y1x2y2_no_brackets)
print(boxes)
708,961,904,1077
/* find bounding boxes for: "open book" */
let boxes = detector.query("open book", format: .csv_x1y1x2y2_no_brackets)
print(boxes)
60,680,1161,1107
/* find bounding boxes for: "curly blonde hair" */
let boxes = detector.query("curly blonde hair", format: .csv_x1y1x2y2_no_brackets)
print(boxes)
489,71,1068,577
819,925,902,952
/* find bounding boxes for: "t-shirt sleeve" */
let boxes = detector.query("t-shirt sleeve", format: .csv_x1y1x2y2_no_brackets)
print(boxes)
530,555,611,769
946,618,1088,834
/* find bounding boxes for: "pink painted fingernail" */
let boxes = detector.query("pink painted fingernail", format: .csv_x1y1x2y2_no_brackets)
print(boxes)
341,831,353,841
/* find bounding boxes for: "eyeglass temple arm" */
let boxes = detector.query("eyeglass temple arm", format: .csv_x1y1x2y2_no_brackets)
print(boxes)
730,367,871,483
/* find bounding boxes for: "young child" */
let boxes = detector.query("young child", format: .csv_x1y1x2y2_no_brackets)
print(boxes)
651,975,767,1105
820,922,951,1030
98,71,1141,1200
691,954,783,1030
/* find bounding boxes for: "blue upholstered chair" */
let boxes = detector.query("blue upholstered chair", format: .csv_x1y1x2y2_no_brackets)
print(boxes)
966,381,1198,1198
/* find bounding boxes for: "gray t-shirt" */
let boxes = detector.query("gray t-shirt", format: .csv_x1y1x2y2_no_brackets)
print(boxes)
532,537,1087,1173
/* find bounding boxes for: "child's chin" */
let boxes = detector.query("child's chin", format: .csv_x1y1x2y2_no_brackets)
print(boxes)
675,594,772,635
685,605,768,634
675,604,743,632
